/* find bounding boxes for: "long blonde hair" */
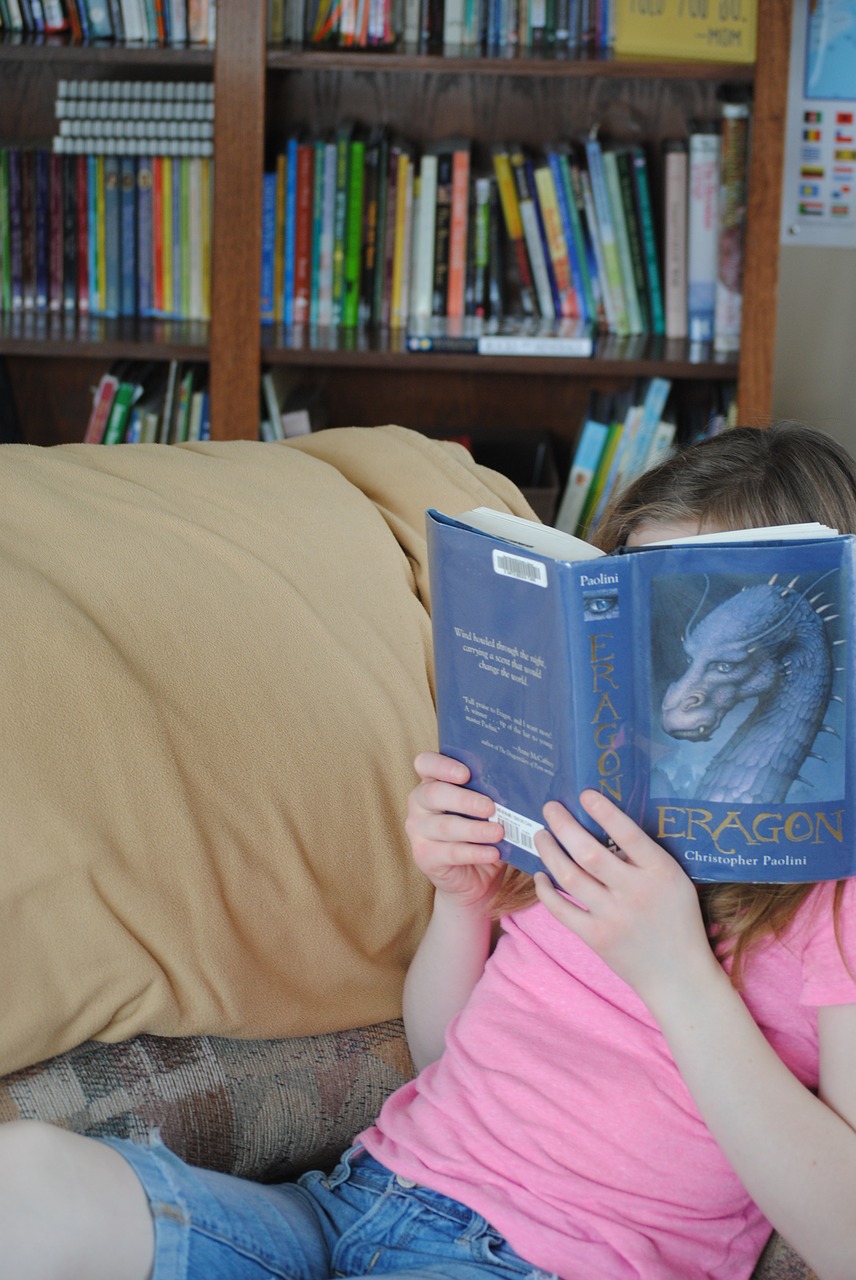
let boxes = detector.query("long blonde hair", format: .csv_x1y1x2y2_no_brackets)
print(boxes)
492,422,856,984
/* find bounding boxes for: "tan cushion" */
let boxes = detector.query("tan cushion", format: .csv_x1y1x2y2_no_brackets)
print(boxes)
0,425,534,1075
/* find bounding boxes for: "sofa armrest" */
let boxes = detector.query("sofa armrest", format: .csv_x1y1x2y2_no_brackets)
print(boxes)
0,1022,413,1183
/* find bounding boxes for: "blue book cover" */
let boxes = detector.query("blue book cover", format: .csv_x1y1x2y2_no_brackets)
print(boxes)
136,157,154,317
119,155,138,317
103,153,121,318
427,507,855,885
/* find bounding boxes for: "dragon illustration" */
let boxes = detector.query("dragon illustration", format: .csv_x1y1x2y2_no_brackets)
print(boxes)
660,573,841,804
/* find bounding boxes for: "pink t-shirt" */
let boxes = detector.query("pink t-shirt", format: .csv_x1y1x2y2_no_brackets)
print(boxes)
359,879,856,1280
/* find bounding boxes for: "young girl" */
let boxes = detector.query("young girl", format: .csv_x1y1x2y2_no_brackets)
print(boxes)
2,421,856,1280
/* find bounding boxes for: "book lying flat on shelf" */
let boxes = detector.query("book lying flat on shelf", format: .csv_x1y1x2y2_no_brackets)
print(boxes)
427,507,855,884
406,315,594,357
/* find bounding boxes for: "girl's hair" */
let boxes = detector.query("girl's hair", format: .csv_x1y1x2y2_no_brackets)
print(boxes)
491,421,856,984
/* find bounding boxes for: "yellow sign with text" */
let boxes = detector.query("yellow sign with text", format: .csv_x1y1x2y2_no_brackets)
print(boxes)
614,0,757,63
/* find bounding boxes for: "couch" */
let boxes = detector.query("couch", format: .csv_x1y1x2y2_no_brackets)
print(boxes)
0,425,813,1278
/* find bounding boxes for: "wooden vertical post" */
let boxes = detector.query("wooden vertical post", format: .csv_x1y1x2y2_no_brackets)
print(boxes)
209,0,266,440
737,0,793,425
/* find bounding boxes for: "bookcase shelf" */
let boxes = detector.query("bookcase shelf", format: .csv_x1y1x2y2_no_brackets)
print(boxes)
2,0,791,455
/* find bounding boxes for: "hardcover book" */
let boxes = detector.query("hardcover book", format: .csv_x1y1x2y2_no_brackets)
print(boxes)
427,507,855,884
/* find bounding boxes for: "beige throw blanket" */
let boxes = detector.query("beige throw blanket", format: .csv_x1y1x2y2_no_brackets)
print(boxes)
0,426,533,1076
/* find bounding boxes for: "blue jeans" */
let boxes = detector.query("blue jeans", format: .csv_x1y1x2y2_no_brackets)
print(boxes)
99,1136,558,1280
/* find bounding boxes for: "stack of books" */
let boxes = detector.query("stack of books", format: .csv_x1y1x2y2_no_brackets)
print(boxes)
0,79,214,321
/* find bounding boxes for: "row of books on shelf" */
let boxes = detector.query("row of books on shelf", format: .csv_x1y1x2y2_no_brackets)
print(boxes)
261,97,749,353
554,377,737,538
0,0,216,43
81,360,322,445
281,0,617,52
0,146,212,319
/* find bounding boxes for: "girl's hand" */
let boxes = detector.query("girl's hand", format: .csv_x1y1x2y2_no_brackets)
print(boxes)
533,791,717,1008
405,751,505,909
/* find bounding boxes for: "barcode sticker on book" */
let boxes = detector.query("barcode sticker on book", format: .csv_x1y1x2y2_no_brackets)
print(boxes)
492,550,548,587
495,805,544,855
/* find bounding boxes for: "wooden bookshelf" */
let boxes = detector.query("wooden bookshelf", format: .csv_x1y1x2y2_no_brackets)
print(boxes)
0,0,791,450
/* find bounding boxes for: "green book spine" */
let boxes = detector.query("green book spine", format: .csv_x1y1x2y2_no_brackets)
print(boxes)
629,145,665,337
554,148,596,327
101,379,138,445
342,135,366,328
615,148,651,333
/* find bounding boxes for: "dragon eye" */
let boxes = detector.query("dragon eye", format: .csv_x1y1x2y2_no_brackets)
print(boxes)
715,662,734,674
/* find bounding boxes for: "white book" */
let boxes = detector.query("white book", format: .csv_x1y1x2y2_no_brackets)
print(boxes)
169,0,188,42
443,0,464,44
411,153,438,319
687,128,721,344
663,140,688,340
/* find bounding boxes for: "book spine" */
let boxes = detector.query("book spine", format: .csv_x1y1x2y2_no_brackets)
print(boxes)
601,147,643,333
554,148,596,325
554,415,610,536
48,151,64,313
369,129,389,327
83,372,119,443
119,154,137,317
84,0,115,37
629,145,665,337
103,153,121,317
391,150,413,329
431,149,453,317
309,137,326,326
446,144,470,319
342,133,365,327
293,141,314,326
533,161,577,318
136,155,154,316
687,126,721,343
411,150,437,319
75,153,89,314
60,154,77,313
259,168,277,322
160,154,173,316
7,149,22,311
663,139,688,340
614,148,651,333
380,141,401,328
273,150,287,323
0,150,12,313
283,136,298,325
21,149,37,311
713,100,750,354
491,145,536,316
331,126,351,324
584,135,628,335
317,141,337,327
509,146,554,318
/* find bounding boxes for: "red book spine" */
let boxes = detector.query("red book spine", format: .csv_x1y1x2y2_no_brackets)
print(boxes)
446,146,470,319
152,157,164,314
292,142,314,326
76,154,89,314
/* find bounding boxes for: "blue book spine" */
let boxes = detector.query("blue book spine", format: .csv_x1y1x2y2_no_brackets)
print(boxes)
83,0,114,38
136,157,154,317
283,137,298,326
103,153,121,318
260,168,277,322
119,155,137,317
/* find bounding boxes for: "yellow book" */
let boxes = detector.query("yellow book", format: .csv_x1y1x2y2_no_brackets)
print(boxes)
200,157,212,320
162,156,174,317
390,150,411,328
614,0,757,64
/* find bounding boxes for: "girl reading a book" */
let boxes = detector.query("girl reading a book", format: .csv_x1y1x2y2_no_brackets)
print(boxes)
3,421,856,1280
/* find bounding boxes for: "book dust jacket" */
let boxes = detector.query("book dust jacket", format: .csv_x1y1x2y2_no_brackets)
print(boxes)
427,509,855,884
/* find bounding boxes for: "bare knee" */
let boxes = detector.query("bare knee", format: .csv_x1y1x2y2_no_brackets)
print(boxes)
0,1119,73,1190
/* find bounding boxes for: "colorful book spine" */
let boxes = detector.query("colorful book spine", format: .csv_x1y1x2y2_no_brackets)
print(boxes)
613,148,650,333
584,134,629,335
293,139,315,326
554,415,611,536
75,152,89,314
259,168,277,322
602,147,643,333
48,152,64,313
432,147,453,317
411,150,437,319
283,135,298,325
509,145,554,318
136,155,154,316
309,137,326,326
